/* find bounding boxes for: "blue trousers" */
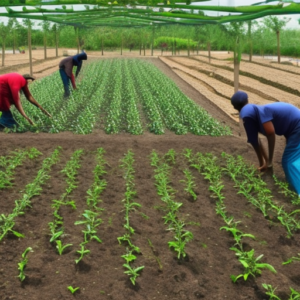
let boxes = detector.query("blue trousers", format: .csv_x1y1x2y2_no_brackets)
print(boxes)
59,68,71,98
282,131,300,195
0,110,17,128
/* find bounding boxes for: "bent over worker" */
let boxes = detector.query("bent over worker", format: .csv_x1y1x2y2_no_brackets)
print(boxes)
0,73,51,129
59,51,87,98
231,90,300,196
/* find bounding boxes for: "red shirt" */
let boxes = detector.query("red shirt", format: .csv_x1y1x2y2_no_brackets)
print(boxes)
0,73,29,111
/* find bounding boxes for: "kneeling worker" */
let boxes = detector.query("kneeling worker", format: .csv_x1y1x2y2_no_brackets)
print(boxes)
0,73,51,129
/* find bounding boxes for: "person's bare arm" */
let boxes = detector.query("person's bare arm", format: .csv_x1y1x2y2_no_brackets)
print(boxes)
14,99,35,125
70,73,76,89
22,86,52,118
262,121,276,168
251,141,266,170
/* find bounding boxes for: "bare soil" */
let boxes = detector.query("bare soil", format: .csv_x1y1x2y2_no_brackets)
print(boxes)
0,49,299,300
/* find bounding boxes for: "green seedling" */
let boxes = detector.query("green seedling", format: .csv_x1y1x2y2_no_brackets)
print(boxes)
68,286,80,294
180,169,197,201
220,225,255,250
168,220,194,259
282,253,300,265
17,247,33,282
289,288,300,299
123,264,145,285
75,244,90,264
164,149,176,165
56,240,73,255
231,249,277,283
262,284,281,300
75,210,103,243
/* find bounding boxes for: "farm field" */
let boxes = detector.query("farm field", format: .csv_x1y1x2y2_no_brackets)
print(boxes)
0,50,300,300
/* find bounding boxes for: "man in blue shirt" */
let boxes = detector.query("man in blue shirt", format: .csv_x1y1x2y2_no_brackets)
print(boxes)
231,90,300,196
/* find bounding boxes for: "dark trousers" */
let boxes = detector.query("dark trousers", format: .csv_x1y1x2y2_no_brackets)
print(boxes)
59,68,71,98
0,110,17,128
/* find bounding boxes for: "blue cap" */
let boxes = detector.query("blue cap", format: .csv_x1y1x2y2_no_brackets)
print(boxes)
231,91,248,110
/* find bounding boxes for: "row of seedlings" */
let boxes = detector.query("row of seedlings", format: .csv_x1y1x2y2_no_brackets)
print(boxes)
118,150,144,285
74,148,107,264
221,153,300,238
184,149,276,283
0,148,42,189
150,149,194,260
48,149,84,255
272,174,300,206
0,147,62,242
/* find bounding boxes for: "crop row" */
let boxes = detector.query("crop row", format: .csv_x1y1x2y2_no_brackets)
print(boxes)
10,58,231,136
0,148,299,298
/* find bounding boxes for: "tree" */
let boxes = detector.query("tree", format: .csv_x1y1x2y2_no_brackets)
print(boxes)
23,19,34,76
225,22,246,92
39,20,51,59
263,16,290,63
0,19,14,66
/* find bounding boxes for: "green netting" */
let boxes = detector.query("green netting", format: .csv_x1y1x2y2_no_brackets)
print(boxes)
0,1,299,27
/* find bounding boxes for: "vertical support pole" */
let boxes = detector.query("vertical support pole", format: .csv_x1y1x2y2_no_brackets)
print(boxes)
28,24,33,76
76,27,80,54
55,25,58,57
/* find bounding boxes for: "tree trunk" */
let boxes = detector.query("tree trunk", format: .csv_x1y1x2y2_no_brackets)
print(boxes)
249,41,253,62
28,26,33,76
44,34,47,59
208,42,211,64
2,40,5,67
277,30,280,63
55,29,58,57
234,55,240,93
121,35,123,55
151,26,154,56
13,32,16,54
76,28,80,54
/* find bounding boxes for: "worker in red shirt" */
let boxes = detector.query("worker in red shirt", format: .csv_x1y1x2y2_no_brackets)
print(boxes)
0,73,51,129
59,51,87,98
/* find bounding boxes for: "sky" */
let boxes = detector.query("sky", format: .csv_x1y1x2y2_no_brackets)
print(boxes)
0,0,299,28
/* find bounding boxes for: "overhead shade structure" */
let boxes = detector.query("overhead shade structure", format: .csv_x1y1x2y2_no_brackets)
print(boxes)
0,1,299,27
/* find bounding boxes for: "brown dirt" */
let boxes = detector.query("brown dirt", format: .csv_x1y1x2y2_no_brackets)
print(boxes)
0,49,299,300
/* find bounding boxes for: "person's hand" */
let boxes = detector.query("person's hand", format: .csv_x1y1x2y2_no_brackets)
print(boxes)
42,109,52,118
27,118,36,126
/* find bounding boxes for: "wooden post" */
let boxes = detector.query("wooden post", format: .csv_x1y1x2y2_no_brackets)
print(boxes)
28,25,33,76
13,30,16,54
233,38,240,93
151,26,154,56
121,33,123,55
76,27,80,54
55,25,58,57
44,31,47,59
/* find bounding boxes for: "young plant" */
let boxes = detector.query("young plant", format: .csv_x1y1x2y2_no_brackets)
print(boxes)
123,264,145,285
56,240,73,255
75,244,90,264
17,247,33,282
68,286,80,294
262,284,281,300
180,169,197,201
231,249,277,283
